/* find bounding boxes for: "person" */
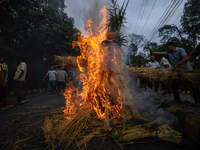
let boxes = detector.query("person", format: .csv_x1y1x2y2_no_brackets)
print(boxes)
140,59,147,89
14,57,27,104
173,43,200,69
150,42,200,106
56,66,68,95
0,56,13,109
2,57,8,83
147,56,160,93
157,55,172,97
43,66,57,95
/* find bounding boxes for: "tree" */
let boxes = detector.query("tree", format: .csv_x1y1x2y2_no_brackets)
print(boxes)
0,0,79,86
158,25,184,43
181,0,200,47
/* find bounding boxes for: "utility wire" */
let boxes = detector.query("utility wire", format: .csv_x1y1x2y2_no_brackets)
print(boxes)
148,0,180,42
136,0,149,34
140,0,157,35
145,0,174,43
134,0,145,33
151,0,184,42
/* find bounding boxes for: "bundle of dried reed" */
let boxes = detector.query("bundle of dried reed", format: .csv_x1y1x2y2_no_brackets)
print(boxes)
128,67,200,86
55,108,92,150
122,118,182,144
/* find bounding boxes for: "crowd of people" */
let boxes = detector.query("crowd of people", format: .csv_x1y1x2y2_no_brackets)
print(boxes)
1,41,200,109
138,42,200,107
0,56,27,110
43,65,68,95
0,54,69,110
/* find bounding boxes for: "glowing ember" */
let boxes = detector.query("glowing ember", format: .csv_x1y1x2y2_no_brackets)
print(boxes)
63,6,122,119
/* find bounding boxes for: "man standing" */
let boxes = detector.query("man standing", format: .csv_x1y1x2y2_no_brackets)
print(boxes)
140,59,147,89
56,66,68,95
147,56,160,93
173,43,200,69
43,66,57,95
0,56,13,109
150,42,200,106
157,55,172,97
14,57,27,104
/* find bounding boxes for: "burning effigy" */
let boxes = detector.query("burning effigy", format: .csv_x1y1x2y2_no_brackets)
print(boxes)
42,2,182,150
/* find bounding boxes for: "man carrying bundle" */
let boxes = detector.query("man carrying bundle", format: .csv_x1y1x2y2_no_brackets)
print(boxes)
150,42,200,106
173,43,200,69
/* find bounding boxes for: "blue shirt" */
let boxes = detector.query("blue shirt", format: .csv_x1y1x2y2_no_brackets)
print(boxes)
164,47,193,72
47,70,56,81
147,61,160,68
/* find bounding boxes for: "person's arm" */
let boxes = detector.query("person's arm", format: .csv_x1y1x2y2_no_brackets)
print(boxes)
173,55,192,69
150,49,165,55
43,74,48,81
4,70,7,78
15,70,24,82
56,73,58,81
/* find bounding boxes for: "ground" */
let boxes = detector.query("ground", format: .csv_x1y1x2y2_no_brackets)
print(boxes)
0,90,199,150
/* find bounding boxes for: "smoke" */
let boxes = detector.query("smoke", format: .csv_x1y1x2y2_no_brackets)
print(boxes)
65,0,109,33
124,72,178,126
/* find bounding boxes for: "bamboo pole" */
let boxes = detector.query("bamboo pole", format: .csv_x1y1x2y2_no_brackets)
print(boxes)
104,90,110,129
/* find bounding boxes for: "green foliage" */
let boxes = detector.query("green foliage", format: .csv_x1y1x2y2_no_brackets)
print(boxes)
181,0,200,46
158,25,183,43
106,0,129,45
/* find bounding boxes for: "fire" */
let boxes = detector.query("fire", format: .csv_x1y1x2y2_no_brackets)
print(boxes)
63,6,122,119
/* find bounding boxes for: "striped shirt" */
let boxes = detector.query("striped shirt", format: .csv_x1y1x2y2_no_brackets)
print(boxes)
0,63,4,71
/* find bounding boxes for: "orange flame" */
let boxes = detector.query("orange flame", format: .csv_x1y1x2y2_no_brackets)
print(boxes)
63,6,122,120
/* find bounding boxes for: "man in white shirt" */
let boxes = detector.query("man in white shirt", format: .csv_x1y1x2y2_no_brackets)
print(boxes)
43,66,57,94
147,56,160,93
158,55,172,97
56,66,68,95
14,57,27,104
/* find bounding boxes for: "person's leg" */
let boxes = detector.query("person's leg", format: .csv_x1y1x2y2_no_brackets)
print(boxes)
171,80,181,101
52,80,56,92
147,82,153,90
154,82,158,93
57,82,61,94
48,81,52,94
15,81,26,102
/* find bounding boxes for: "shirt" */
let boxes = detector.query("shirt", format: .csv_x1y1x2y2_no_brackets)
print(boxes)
0,63,4,71
147,61,160,68
46,70,56,81
3,63,8,82
140,63,147,68
164,47,193,72
14,62,27,81
160,57,169,68
56,70,68,82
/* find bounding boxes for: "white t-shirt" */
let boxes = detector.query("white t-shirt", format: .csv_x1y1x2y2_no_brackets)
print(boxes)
147,61,160,68
47,70,56,81
56,70,68,82
14,62,27,81
3,62,8,82
160,57,170,68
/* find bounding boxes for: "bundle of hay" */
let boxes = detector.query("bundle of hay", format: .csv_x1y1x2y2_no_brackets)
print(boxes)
128,67,200,86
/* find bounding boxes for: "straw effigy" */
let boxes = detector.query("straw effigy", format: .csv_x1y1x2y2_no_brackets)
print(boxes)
128,67,200,87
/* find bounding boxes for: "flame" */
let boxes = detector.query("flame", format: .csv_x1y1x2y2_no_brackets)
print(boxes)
63,6,122,120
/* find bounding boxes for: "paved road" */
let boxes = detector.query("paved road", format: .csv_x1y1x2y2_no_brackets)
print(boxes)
0,92,199,150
